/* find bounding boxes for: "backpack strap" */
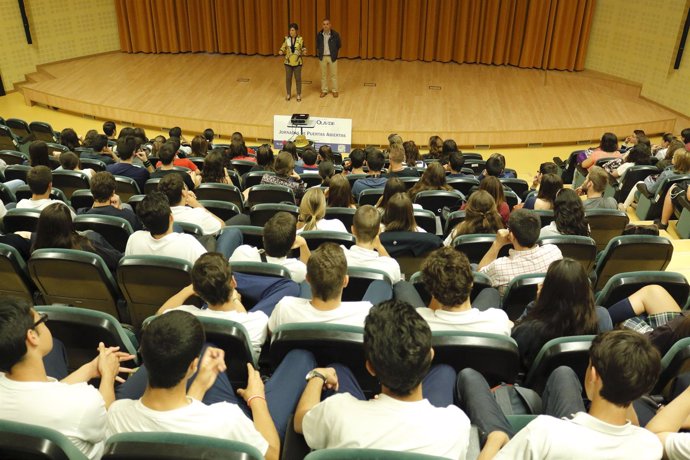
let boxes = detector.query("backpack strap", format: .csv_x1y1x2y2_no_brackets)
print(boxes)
258,249,268,263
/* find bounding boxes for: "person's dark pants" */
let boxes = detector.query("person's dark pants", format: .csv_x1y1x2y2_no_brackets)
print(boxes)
116,347,315,440
456,366,584,444
215,226,244,259
285,65,302,96
299,280,392,305
394,280,501,311
327,362,456,408
235,272,300,317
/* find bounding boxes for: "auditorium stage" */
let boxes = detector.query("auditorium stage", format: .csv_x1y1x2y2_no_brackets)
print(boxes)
18,52,686,147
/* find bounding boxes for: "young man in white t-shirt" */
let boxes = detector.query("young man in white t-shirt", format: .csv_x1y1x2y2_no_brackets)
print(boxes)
159,172,225,235
158,252,297,360
108,311,315,460
459,330,663,460
125,191,207,265
269,243,391,333
342,205,401,284
417,247,510,335
294,299,471,458
0,298,133,460
230,211,310,282
16,165,76,218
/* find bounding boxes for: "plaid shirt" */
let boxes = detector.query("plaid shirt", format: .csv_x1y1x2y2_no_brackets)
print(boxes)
479,244,563,294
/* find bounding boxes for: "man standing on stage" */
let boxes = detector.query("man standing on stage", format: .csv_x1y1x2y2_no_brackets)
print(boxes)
316,18,341,98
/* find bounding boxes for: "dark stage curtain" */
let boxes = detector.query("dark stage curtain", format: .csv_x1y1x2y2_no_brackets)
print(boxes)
115,0,594,70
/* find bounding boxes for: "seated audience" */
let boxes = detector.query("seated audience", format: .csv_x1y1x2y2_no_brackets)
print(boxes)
190,135,208,158
201,150,233,184
318,145,335,164
0,298,132,460
103,121,117,140
342,205,401,284
404,140,421,167
510,257,609,370
268,243,390,332
381,192,426,233
620,129,647,153
28,140,54,167
151,143,198,190
607,143,651,184
163,137,200,172
446,151,467,178
478,153,515,181
523,173,562,210
526,162,559,196
17,166,76,218
299,148,319,173
318,161,335,186
622,147,690,211
60,128,81,151
108,311,315,459
125,191,206,264
440,139,458,164
257,151,307,202
352,149,387,198
445,190,504,246
539,188,590,238
58,151,94,179
83,171,142,230
408,162,452,200
296,188,348,234
228,141,257,163
655,139,685,171
475,176,510,225
230,212,310,282
80,134,118,165
325,174,356,209
478,209,562,294
376,177,422,216
386,143,419,178
418,247,508,333
294,300,471,458
426,135,444,160
344,148,366,175
159,173,225,235
250,144,275,172
581,132,622,170
106,135,153,192
576,166,618,210
460,330,662,459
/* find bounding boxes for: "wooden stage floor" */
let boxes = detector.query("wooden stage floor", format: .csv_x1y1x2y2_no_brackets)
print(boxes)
19,52,685,147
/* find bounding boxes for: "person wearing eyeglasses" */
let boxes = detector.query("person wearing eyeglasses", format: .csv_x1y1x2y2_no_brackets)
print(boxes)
0,298,134,460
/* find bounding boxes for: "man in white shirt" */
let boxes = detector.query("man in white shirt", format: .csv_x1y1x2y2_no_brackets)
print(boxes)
230,212,310,283
108,311,316,460
157,253,298,360
294,299,471,458
0,298,133,460
479,209,562,294
159,172,225,235
16,165,76,219
269,243,387,333
125,191,207,265
460,330,663,460
417,247,510,335
343,205,401,284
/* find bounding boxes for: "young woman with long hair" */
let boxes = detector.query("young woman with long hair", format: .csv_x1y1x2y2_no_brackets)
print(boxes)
539,188,590,238
476,176,510,225
382,192,426,233
445,190,503,245
201,150,231,184
326,174,356,209
408,162,453,200
296,188,347,233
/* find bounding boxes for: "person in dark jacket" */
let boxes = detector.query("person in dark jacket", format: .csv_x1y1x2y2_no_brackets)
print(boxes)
316,18,342,98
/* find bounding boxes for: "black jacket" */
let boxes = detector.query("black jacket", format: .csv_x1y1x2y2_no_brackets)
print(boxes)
316,29,341,61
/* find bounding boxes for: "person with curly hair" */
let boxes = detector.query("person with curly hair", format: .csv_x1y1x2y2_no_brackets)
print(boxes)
539,188,590,238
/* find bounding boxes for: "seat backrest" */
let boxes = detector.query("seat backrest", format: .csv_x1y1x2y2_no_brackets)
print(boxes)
594,270,690,308
242,171,274,189
0,149,28,165
325,207,357,229
500,178,529,197
195,183,244,208
538,235,597,273
413,209,438,234
224,225,264,249
231,160,257,175
51,170,90,199
502,273,546,320
305,449,448,460
143,178,161,194
347,173,368,188
6,118,32,140
533,210,554,228
447,177,480,195
35,304,139,371
594,235,674,291
655,337,690,394
462,153,484,161
74,215,134,252
0,242,34,302
300,173,323,188
0,126,20,150
249,203,299,227
196,316,256,386
379,231,443,258
524,335,595,394
230,261,291,279
5,164,31,182
198,200,241,221
70,190,95,212
357,187,384,206
246,184,295,206
114,175,141,201
465,159,486,175
116,255,193,328
270,323,378,394
0,181,17,204
615,165,658,202
504,190,519,210
585,208,630,252
28,249,121,320
452,234,511,264
344,267,392,301
0,419,88,460
79,157,107,172
13,185,68,204
103,432,263,460
444,210,465,236
413,190,464,215
29,121,57,142
3,208,42,232
301,230,356,250
432,331,520,386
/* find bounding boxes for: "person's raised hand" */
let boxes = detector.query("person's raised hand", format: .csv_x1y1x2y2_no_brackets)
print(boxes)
193,347,227,392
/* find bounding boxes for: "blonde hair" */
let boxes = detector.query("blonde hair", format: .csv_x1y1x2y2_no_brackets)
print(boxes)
298,188,326,231
672,149,690,173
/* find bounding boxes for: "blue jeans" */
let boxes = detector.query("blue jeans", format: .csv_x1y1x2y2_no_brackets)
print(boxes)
234,272,299,317
116,347,315,440
216,226,244,259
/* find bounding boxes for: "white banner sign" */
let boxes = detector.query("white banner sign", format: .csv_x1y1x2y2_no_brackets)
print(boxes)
273,115,352,153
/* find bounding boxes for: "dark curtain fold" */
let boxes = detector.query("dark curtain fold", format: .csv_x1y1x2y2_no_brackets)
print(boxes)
115,0,595,70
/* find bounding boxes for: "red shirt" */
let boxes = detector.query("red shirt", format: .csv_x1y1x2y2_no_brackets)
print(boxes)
155,158,198,171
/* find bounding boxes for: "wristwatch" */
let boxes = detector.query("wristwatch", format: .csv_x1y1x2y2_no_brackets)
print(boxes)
305,369,328,384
